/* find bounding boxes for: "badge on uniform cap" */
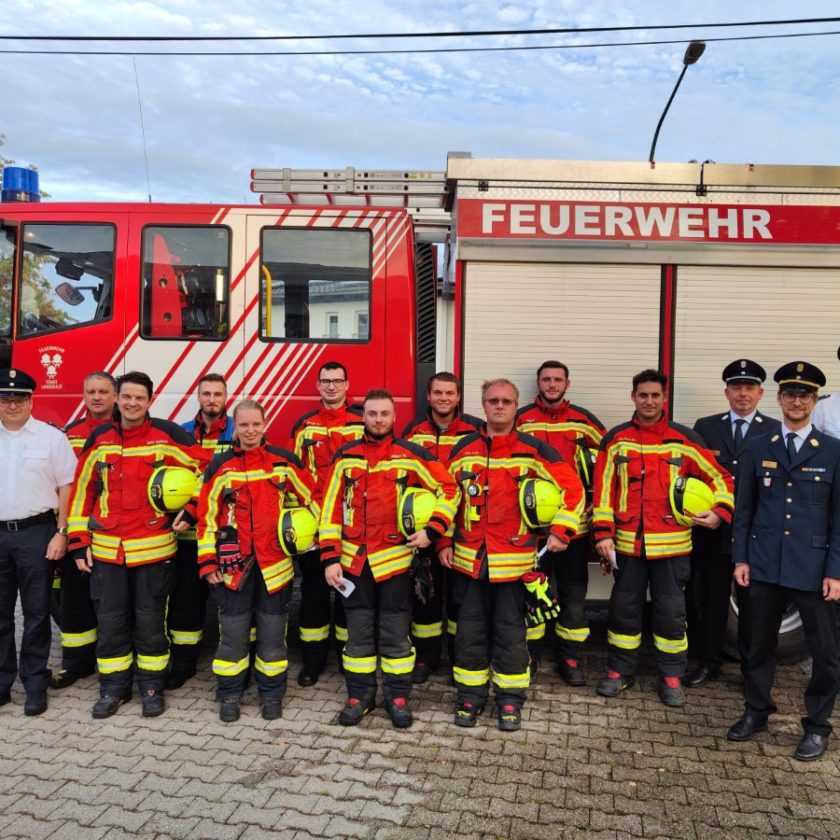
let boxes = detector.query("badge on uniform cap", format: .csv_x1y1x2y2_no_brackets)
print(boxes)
740,360,746,369
9,371,15,379
797,363,804,373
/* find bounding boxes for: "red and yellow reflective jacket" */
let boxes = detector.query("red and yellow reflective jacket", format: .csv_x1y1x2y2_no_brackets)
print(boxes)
442,427,585,583
196,443,317,593
64,413,109,456
592,413,735,559
319,434,460,582
291,402,364,502
516,396,605,537
67,417,209,567
401,409,481,466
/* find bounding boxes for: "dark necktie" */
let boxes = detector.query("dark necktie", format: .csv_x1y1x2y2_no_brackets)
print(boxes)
733,418,746,448
786,432,798,462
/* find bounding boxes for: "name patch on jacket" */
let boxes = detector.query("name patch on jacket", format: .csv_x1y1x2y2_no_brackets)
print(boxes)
761,460,777,468
801,466,827,473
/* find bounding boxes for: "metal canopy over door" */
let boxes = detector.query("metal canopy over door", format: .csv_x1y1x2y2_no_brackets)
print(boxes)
459,261,661,429
671,264,840,425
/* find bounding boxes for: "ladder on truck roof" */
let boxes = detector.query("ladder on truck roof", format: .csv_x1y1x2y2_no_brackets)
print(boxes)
249,167,451,243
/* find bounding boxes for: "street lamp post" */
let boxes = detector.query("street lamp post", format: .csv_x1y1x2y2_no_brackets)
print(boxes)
648,41,706,163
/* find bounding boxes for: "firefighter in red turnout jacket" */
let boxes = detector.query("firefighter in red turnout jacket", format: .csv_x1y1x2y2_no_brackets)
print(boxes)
321,389,459,728
440,379,585,731
401,372,480,682
290,361,364,686
197,400,317,722
515,361,605,684
592,369,734,707
53,371,117,689
168,373,236,689
68,371,209,719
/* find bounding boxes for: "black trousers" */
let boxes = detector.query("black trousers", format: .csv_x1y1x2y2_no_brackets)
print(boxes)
688,529,750,671
743,580,839,736
57,552,97,673
410,547,445,669
343,564,413,703
0,522,54,694
297,549,346,668
90,560,176,696
607,554,690,678
211,564,291,701
452,574,530,710
167,539,208,672
527,538,590,660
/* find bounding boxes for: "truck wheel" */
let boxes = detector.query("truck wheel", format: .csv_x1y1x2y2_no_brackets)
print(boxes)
723,584,809,663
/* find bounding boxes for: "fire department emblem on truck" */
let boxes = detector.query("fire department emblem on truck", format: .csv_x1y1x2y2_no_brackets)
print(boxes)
37,345,65,389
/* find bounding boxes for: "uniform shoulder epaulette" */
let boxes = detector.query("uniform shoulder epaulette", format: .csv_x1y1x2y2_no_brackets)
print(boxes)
568,403,606,430
515,431,562,462
600,421,634,447
395,437,437,462
265,443,304,467
449,430,482,461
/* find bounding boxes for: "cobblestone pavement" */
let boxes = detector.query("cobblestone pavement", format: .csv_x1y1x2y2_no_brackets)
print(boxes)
2,605,839,840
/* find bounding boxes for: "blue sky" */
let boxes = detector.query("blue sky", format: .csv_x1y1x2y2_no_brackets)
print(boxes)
2,1,838,202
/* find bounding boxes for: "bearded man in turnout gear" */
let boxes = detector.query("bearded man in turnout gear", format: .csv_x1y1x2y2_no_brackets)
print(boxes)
68,371,209,719
592,369,734,707
402,371,480,683
515,360,605,685
440,378,585,731
53,370,117,690
320,389,459,729
197,400,317,722
290,361,364,687
167,372,236,690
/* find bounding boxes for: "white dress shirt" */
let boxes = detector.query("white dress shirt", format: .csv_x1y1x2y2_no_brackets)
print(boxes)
811,393,840,439
0,416,77,520
780,422,812,454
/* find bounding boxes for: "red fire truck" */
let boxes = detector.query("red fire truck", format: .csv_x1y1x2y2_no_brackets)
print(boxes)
5,154,840,657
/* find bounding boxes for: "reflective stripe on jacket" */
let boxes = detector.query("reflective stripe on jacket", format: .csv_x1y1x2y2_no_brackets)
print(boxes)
592,414,734,559
443,427,585,583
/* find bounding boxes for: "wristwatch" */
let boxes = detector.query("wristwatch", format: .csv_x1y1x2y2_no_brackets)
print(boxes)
57,526,68,536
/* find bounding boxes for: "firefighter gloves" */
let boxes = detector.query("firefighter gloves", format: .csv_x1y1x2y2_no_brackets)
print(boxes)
521,570,561,626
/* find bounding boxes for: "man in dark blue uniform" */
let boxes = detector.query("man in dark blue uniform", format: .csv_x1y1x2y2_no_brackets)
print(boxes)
685,359,780,687
728,361,840,761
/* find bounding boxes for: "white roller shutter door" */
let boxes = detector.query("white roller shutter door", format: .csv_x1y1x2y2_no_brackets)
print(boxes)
461,262,661,429
672,265,840,425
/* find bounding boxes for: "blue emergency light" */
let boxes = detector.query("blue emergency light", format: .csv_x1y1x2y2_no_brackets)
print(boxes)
1,165,40,202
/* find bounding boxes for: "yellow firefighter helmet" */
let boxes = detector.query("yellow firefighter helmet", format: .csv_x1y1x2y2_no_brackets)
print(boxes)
277,507,318,556
397,487,437,538
519,478,561,529
147,466,199,514
669,475,715,526
575,446,599,489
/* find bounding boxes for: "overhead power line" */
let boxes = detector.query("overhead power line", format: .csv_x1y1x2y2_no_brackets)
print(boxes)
0,29,838,57
0,16,838,42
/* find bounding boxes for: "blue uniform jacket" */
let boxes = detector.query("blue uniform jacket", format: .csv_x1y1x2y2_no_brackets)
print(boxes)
732,428,840,590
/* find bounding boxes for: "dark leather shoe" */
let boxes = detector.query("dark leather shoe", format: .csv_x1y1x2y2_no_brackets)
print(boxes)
92,694,129,719
261,699,283,721
726,714,768,741
659,681,686,708
557,659,585,687
683,665,721,688
794,732,828,761
141,689,165,717
24,692,47,716
498,704,522,732
219,698,241,722
385,697,413,729
596,674,635,697
51,666,95,690
297,667,320,687
338,697,375,726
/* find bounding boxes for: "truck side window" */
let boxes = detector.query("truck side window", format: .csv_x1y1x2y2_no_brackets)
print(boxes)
140,225,230,340
260,227,371,341
16,223,116,338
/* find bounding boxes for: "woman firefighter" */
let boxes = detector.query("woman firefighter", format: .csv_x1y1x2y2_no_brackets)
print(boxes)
196,399,318,721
